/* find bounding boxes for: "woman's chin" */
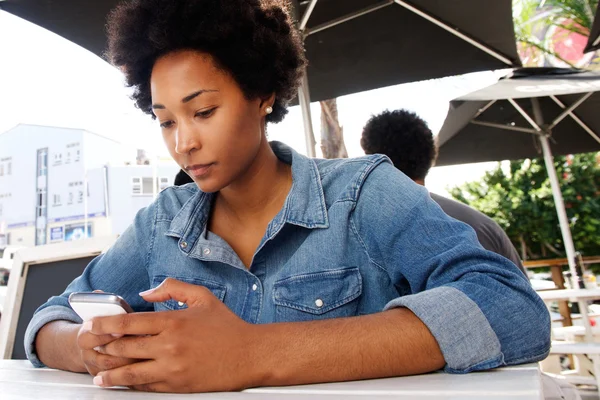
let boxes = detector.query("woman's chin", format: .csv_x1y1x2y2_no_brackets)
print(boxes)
193,179,223,194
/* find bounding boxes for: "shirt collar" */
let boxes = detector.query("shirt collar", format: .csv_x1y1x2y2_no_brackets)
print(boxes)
166,141,329,242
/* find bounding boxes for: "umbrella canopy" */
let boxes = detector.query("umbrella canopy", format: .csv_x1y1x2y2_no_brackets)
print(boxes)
1,0,521,102
584,0,600,53
437,68,600,166
1,0,522,157
437,67,600,286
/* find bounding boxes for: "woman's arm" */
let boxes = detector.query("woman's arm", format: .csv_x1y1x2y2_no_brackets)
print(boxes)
35,321,85,372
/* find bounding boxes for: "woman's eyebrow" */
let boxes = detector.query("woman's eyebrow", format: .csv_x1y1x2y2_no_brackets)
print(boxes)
152,89,219,109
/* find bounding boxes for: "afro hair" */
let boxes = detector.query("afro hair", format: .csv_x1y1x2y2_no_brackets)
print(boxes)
361,110,438,181
106,0,306,123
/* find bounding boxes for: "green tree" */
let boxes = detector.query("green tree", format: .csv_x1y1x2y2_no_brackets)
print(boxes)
449,153,600,262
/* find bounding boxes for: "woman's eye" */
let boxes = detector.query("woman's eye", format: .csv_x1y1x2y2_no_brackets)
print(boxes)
195,108,216,118
160,120,174,129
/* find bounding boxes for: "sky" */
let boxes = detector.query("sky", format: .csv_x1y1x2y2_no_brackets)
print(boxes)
0,10,508,197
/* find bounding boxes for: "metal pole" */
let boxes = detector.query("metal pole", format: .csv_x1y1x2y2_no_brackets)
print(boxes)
84,170,89,240
299,0,318,30
298,74,317,157
470,120,539,135
531,98,580,288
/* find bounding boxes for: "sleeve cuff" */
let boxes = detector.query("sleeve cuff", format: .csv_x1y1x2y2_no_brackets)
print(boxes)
24,305,82,368
384,286,504,373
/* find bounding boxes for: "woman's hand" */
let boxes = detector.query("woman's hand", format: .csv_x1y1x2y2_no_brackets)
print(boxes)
89,278,264,392
76,324,138,377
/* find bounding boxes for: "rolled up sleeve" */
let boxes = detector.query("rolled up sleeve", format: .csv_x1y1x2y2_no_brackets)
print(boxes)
384,286,504,373
354,160,551,373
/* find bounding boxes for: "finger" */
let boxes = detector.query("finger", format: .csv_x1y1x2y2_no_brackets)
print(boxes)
77,330,119,350
84,350,138,372
96,335,157,359
89,312,167,336
139,278,211,307
95,360,159,388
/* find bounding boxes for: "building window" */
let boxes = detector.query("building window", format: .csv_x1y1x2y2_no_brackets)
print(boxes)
159,177,170,191
38,149,48,177
132,177,142,195
142,177,154,194
132,177,169,195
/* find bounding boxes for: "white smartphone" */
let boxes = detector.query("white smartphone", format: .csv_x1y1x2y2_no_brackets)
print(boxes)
68,292,134,321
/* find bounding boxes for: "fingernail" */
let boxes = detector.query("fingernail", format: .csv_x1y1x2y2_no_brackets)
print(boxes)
82,321,93,331
139,288,156,296
111,334,123,338
93,346,103,353
93,375,104,386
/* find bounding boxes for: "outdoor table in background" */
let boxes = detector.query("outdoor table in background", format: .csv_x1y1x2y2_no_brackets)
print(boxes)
538,289,600,388
0,360,542,400
525,256,600,326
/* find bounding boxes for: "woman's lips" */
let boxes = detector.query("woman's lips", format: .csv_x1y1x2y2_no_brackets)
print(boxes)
186,163,214,178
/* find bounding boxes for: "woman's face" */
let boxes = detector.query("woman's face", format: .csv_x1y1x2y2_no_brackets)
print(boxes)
150,50,271,193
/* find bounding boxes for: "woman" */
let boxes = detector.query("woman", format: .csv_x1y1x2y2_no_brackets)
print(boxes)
25,0,550,393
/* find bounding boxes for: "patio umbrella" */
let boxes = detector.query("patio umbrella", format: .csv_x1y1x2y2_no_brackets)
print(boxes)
584,0,600,53
436,67,600,286
1,0,521,156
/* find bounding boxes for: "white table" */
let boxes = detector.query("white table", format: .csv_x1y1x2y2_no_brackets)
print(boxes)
0,360,542,399
538,289,600,302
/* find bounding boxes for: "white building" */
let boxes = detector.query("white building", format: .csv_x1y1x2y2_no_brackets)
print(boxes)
0,124,179,248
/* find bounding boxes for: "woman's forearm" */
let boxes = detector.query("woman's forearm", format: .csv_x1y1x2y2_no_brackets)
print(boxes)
35,321,86,372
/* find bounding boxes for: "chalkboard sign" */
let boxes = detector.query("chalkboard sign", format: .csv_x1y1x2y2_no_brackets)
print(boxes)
0,236,116,360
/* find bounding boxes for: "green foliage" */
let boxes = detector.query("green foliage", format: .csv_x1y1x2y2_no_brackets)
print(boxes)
513,0,599,68
448,153,600,261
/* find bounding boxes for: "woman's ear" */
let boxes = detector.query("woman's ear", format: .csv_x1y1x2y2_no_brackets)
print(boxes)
259,93,276,112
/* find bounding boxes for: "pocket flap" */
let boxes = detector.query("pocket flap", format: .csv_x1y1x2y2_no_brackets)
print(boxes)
273,267,362,315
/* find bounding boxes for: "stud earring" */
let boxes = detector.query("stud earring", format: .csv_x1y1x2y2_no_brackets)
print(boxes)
265,106,273,114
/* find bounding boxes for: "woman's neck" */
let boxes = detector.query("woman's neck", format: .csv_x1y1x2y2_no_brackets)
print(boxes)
216,140,292,223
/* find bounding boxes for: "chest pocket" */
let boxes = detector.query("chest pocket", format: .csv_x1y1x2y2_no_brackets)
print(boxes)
273,267,362,322
152,275,227,311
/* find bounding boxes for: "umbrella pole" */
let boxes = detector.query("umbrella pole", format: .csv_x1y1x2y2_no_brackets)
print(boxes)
531,98,581,288
298,74,317,158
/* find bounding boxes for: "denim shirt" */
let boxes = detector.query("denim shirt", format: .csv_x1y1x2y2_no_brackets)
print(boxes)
25,142,550,373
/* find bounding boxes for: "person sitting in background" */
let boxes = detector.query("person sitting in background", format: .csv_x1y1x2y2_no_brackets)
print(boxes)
361,109,527,276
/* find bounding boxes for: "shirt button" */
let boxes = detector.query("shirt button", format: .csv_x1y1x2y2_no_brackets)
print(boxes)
252,284,258,291
315,299,324,308
177,301,185,307
180,241,188,249
203,248,211,255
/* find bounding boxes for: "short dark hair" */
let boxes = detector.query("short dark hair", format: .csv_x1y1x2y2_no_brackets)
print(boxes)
360,110,437,181
106,0,306,124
